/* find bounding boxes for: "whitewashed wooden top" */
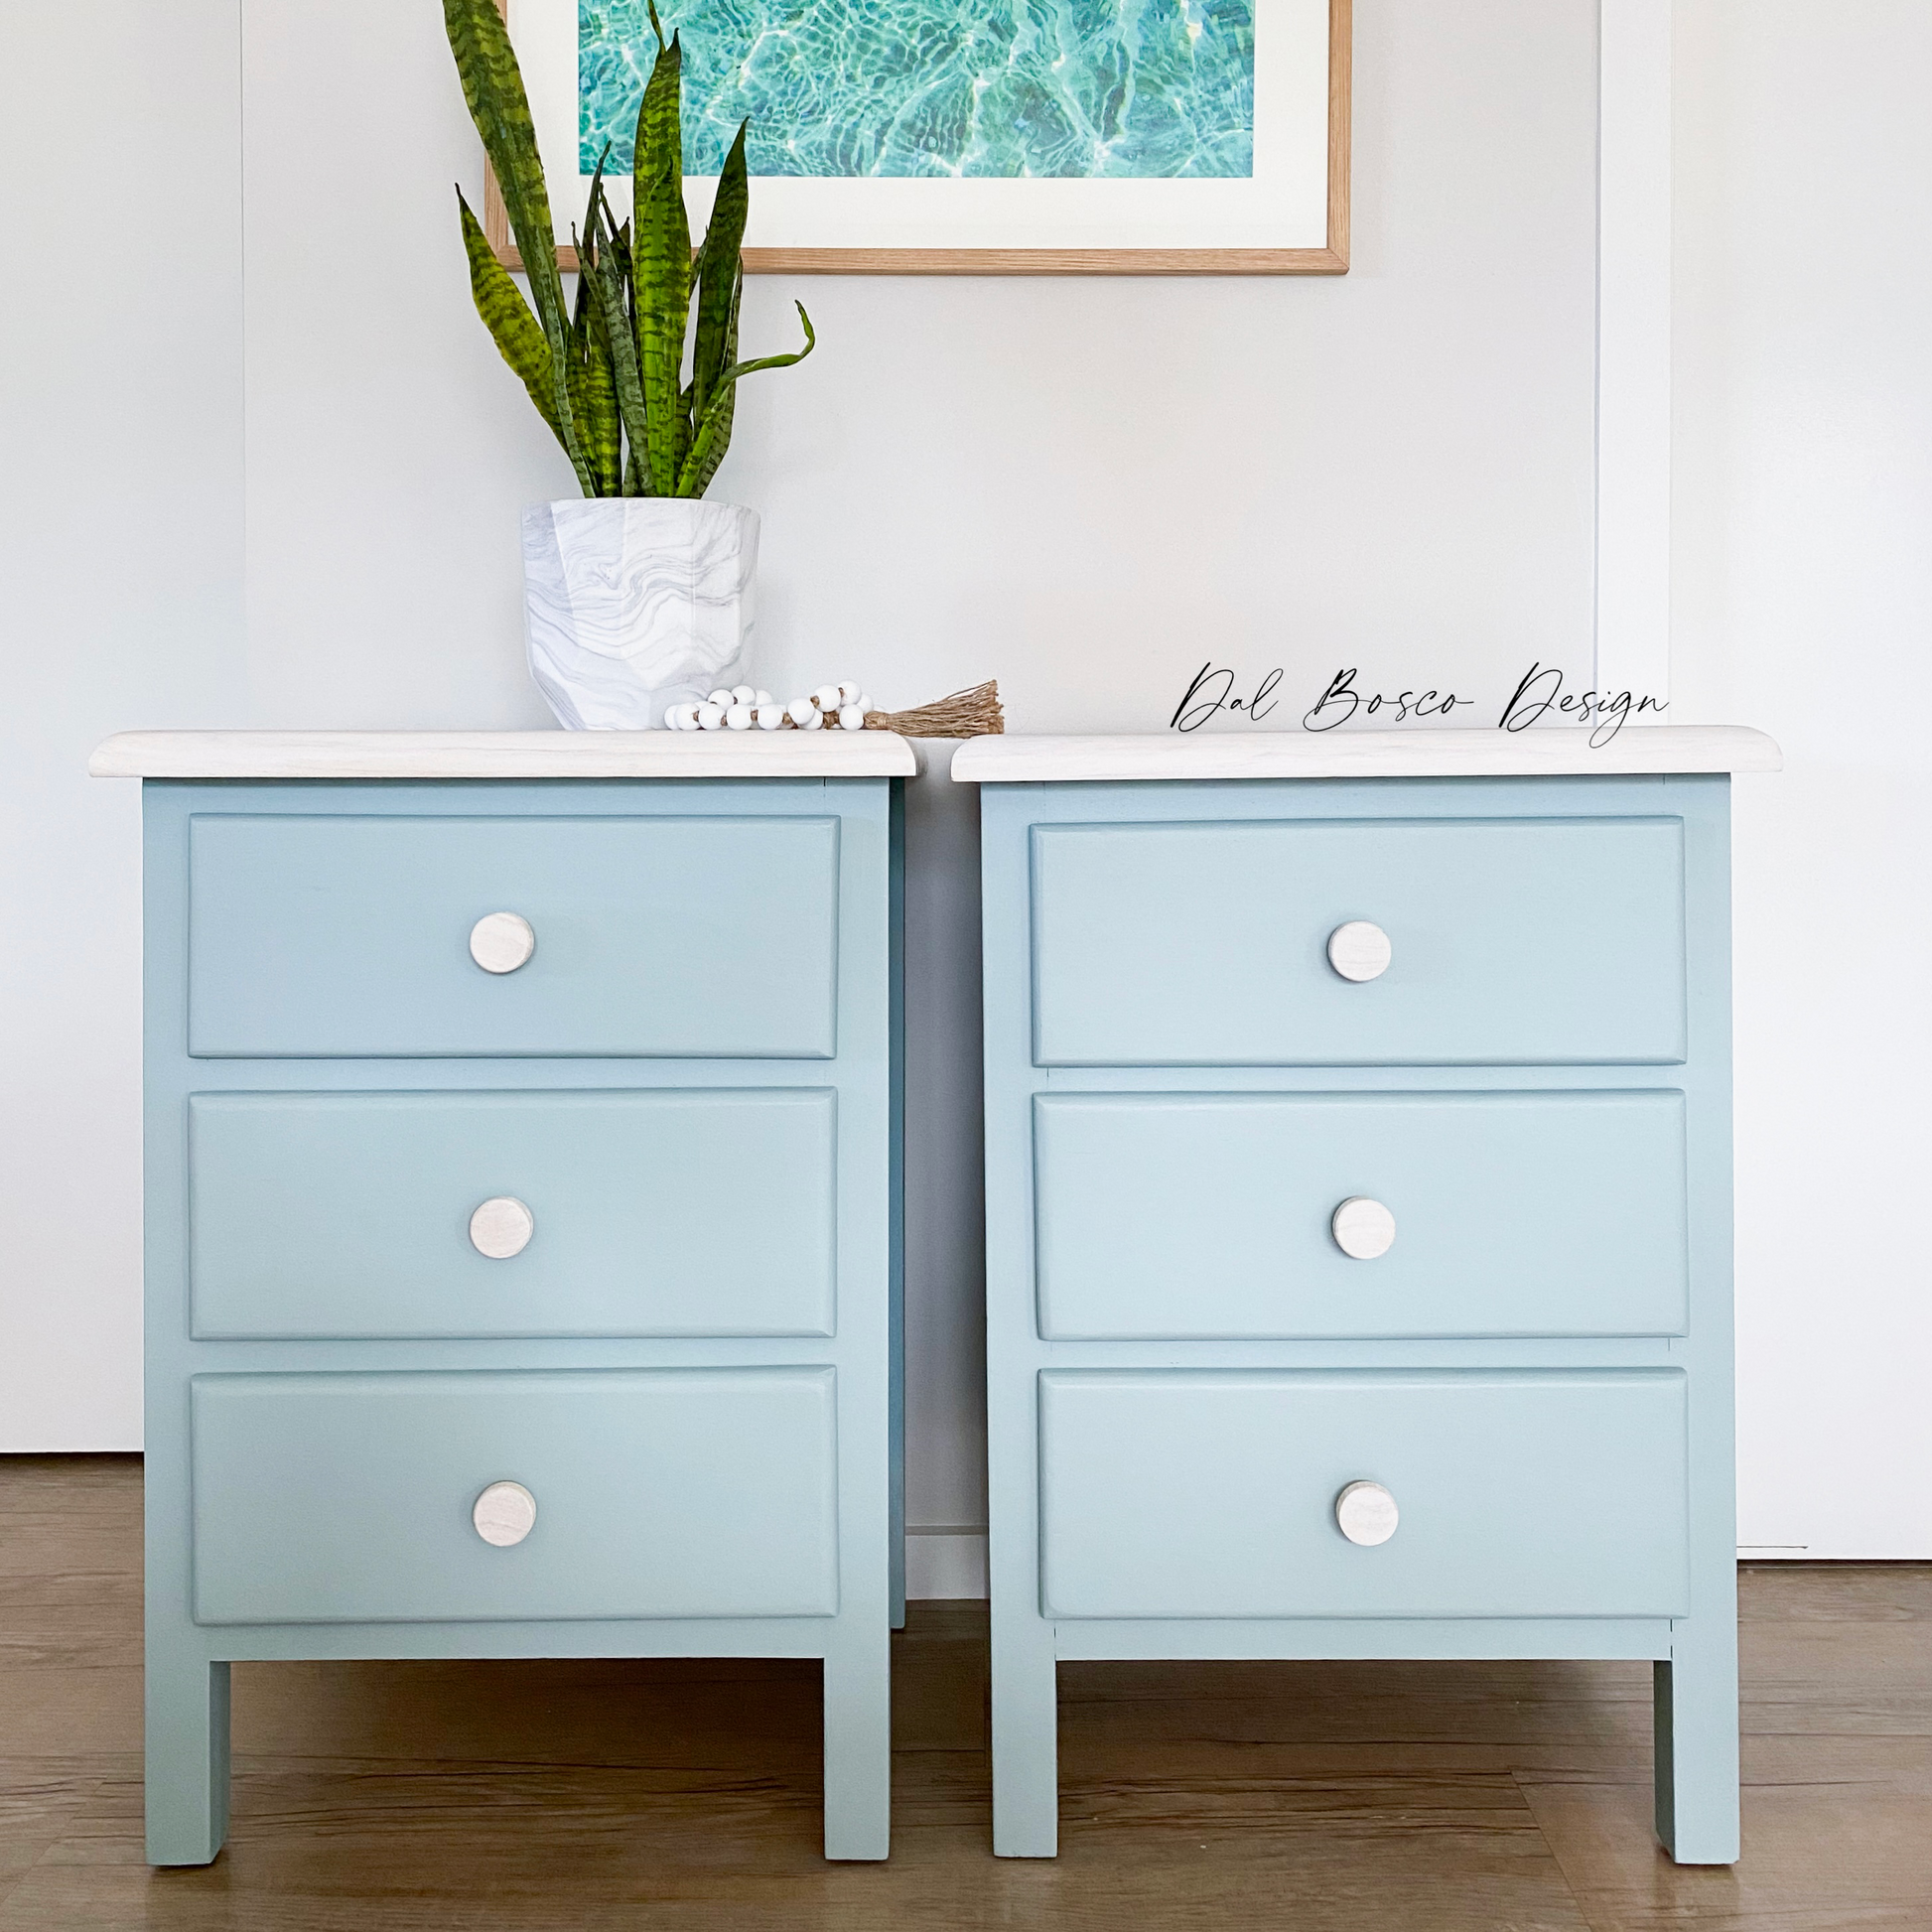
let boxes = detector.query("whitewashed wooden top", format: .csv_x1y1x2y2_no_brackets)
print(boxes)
89,730,922,780
950,727,1780,783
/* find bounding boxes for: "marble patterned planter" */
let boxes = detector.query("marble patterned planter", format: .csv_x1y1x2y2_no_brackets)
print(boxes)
521,498,759,730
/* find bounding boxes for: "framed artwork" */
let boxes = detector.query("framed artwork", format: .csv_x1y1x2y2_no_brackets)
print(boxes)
486,0,1350,274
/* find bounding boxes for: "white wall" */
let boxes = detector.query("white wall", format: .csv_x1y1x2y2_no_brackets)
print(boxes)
1674,0,1932,1558
0,1,246,1449
235,0,1599,730
4,2,1923,1568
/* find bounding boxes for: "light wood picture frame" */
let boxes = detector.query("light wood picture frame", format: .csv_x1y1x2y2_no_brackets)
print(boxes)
485,0,1349,276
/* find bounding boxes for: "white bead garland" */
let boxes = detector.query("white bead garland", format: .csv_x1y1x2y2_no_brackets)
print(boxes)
667,678,875,733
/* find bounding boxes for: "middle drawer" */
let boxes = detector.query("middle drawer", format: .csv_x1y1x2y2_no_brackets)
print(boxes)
189,1088,837,1338
1034,1089,1688,1338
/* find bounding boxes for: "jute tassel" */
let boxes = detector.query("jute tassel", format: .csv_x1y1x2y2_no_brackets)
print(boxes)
862,679,1005,737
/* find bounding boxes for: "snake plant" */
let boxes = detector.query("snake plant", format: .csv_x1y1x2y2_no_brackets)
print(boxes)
444,0,813,497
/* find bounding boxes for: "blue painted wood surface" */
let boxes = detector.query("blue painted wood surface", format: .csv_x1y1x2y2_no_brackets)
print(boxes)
190,1087,837,1338
143,776,898,1864
1034,1088,1688,1338
1038,1368,1689,1618
980,773,1738,1864
1030,814,1687,1065
191,1368,839,1623
187,811,841,1058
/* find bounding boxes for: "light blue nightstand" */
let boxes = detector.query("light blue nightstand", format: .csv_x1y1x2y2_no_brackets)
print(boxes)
954,726,1779,1866
93,729,915,1865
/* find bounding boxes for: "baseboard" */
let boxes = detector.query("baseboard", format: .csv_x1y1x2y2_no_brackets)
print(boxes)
905,1526,988,1599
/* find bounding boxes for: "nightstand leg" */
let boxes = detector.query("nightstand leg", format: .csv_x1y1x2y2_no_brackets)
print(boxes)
991,1607,1058,1857
145,1653,230,1865
1654,1633,1740,1863
822,1620,891,1860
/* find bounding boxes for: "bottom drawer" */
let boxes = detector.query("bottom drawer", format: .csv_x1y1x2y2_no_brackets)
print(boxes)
190,1368,839,1625
1039,1369,1689,1619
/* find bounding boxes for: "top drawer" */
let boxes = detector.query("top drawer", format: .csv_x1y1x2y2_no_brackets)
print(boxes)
1030,816,1686,1066
187,814,840,1058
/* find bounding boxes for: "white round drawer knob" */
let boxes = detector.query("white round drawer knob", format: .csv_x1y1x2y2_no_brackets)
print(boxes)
469,1196,534,1260
1335,1480,1399,1547
1327,920,1392,982
469,911,535,974
473,1480,537,1548
1331,1196,1396,1260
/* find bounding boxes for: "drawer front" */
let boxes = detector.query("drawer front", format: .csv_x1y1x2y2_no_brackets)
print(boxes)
1038,1370,1688,1619
190,1089,836,1339
187,814,840,1058
1035,1090,1687,1339
1030,817,1685,1065
191,1369,839,1624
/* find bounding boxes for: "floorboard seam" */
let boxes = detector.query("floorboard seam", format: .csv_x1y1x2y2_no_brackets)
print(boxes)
1510,1768,1619,1932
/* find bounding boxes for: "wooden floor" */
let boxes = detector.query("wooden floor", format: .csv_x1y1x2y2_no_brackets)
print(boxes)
1,1457,1928,1930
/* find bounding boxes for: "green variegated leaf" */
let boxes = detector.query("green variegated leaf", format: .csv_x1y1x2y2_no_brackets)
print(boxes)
711,298,816,391
692,120,750,420
676,268,740,498
609,216,635,310
583,193,653,493
678,379,737,499
634,32,692,495
608,216,649,493
565,164,622,494
443,0,590,491
459,190,563,443
569,237,622,494
572,345,621,495
675,298,816,497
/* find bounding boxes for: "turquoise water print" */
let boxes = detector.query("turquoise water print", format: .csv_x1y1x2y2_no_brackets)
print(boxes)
579,0,1255,179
